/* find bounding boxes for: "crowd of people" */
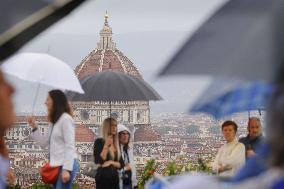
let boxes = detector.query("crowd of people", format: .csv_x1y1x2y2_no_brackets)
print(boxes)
164,98,284,189
0,65,283,189
93,118,138,189
0,69,139,189
212,118,263,178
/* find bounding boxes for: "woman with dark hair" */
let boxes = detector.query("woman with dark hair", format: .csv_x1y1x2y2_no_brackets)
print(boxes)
28,89,79,189
93,117,123,189
117,124,137,189
212,120,245,178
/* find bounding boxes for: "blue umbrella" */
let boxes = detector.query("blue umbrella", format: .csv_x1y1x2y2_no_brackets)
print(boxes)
190,81,273,119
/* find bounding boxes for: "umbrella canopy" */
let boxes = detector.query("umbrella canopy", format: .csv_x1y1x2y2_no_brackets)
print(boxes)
190,80,273,119
1,52,84,94
67,71,162,101
0,0,87,61
159,0,284,81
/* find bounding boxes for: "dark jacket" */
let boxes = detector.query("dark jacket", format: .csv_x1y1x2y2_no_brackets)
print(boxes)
239,135,263,153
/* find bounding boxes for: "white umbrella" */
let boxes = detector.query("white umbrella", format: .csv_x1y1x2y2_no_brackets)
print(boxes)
1,52,84,113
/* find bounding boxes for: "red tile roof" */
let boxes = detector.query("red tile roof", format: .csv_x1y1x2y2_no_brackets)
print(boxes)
75,124,95,143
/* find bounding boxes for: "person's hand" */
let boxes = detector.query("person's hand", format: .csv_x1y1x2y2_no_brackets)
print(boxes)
124,163,132,171
247,149,256,157
105,135,113,147
219,164,232,173
27,116,37,129
218,165,225,173
223,165,232,171
61,170,71,183
102,160,113,167
6,168,15,186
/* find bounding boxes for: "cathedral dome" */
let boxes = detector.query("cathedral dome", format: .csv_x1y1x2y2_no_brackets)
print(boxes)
71,12,150,126
75,13,142,80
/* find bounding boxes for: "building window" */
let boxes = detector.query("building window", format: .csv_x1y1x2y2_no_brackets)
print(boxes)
137,112,141,121
130,110,133,123
97,110,102,123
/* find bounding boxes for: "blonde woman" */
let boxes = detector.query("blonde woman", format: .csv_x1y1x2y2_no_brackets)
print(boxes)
94,118,123,189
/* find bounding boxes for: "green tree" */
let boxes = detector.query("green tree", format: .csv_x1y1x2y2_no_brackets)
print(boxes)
196,156,212,173
138,159,159,189
164,161,177,176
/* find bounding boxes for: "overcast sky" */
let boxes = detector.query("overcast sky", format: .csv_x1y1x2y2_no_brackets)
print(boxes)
6,0,229,114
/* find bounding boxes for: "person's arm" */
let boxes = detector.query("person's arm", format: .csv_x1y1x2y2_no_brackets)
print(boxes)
99,136,113,161
102,148,123,169
231,142,269,182
28,117,50,148
222,143,246,168
100,160,120,168
61,115,75,171
129,147,138,187
6,168,15,186
246,149,256,157
30,128,50,148
94,139,104,165
212,147,222,174
111,160,121,168
100,144,109,161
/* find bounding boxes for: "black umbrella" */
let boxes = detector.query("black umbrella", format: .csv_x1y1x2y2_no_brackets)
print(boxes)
67,71,162,102
159,0,284,82
0,0,88,61
67,71,162,121
67,71,162,101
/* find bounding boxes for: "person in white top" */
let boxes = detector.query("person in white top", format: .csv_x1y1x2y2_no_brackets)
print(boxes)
165,88,284,189
28,90,79,189
212,120,245,178
117,124,138,189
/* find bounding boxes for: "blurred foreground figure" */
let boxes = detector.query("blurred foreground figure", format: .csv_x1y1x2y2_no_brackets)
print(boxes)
0,70,15,189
